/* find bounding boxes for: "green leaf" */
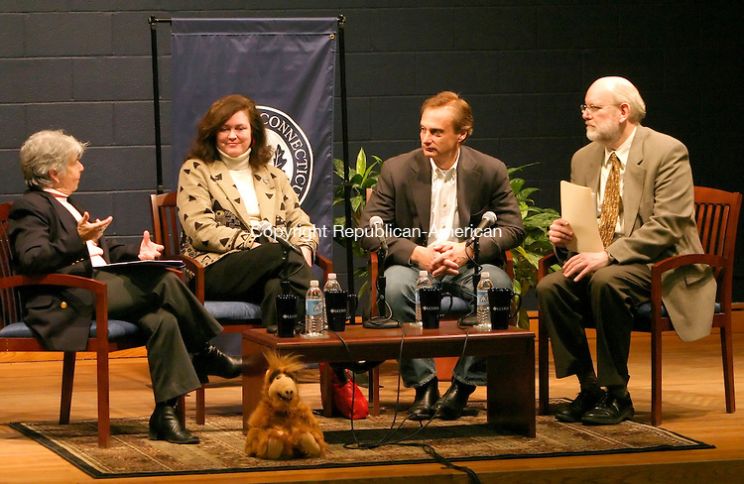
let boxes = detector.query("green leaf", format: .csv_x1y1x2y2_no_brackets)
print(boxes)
356,148,367,176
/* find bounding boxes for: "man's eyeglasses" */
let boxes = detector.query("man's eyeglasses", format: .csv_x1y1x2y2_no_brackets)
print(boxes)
579,104,619,114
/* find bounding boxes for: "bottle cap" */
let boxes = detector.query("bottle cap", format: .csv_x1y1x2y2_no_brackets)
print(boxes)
328,273,337,280
481,272,490,279
419,270,428,277
310,280,319,287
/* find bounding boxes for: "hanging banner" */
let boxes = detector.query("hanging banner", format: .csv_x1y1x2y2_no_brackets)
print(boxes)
170,18,337,257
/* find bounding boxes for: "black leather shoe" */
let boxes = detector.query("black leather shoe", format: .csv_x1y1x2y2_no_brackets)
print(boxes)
555,387,605,423
434,380,475,420
581,392,634,425
193,345,242,382
408,378,440,421
149,404,199,444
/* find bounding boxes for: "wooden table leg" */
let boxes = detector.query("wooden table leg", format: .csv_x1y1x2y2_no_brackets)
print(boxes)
486,338,536,437
242,340,266,434
319,361,334,417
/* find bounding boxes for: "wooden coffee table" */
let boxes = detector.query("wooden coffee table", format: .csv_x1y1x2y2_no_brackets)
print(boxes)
242,321,535,437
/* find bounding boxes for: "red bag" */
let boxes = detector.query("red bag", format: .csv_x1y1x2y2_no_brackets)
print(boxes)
321,363,369,420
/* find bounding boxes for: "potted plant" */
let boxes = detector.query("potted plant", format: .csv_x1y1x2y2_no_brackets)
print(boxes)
332,148,383,299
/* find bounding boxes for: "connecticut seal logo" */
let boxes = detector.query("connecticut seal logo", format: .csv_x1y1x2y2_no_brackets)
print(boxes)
258,106,313,203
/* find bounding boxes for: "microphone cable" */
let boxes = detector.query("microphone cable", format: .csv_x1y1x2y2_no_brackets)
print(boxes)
330,326,481,484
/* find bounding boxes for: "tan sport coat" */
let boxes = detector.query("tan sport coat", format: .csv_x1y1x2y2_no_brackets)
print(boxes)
177,158,318,267
571,126,716,341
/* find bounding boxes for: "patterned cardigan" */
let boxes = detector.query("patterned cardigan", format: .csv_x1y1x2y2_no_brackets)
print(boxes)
177,158,318,267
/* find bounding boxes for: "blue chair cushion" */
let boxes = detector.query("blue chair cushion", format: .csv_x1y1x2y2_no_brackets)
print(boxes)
204,300,261,322
0,319,141,341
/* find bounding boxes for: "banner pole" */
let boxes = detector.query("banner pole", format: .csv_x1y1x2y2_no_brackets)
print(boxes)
337,15,355,296
148,17,171,194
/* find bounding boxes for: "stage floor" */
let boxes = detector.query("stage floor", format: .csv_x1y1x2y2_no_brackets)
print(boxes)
1,330,743,483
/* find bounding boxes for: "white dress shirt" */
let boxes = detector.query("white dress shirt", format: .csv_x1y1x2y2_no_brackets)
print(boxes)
427,150,460,246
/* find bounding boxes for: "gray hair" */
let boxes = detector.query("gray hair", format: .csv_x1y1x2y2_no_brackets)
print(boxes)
603,76,647,123
19,130,87,189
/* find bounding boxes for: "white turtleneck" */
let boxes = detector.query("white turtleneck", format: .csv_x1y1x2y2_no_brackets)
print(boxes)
218,148,260,220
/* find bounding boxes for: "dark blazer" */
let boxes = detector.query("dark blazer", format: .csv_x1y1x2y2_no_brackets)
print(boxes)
361,146,525,266
8,190,138,351
571,126,716,341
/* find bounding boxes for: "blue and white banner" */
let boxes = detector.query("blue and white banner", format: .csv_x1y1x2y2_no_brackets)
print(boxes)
170,18,337,257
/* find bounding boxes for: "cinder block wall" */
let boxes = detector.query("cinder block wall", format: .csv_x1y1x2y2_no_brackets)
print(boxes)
1,2,741,295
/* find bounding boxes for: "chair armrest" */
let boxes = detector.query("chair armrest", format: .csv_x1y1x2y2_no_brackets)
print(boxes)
170,255,207,303
0,273,106,293
650,253,724,286
315,254,334,282
504,250,514,280
0,273,110,346
537,253,559,280
648,253,725,309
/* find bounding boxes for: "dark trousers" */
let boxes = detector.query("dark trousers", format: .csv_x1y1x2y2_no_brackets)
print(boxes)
96,268,223,403
204,243,312,326
536,263,652,388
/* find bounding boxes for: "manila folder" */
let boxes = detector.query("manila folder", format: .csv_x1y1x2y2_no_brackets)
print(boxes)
560,181,604,253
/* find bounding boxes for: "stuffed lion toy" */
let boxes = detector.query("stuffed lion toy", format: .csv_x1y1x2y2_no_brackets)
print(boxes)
245,352,327,459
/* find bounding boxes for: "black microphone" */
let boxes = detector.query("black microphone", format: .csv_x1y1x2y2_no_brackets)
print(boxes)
258,221,303,255
369,215,388,252
472,211,497,238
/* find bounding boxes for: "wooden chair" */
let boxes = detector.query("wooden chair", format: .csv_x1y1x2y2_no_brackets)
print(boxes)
537,186,740,425
150,192,334,422
0,202,145,448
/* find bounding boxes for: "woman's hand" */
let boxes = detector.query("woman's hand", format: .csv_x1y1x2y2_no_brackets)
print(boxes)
138,230,164,260
77,211,112,242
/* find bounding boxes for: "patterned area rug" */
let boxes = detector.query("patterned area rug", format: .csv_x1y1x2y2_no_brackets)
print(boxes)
10,408,712,479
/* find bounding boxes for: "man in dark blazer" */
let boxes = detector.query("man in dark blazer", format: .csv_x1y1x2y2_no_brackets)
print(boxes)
361,91,525,420
9,130,242,444
537,77,716,425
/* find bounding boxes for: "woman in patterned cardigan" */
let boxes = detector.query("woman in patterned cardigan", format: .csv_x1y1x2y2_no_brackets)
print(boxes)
177,94,317,327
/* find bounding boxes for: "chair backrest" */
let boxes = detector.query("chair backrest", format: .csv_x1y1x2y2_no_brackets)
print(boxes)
0,202,23,330
150,192,181,258
694,186,742,303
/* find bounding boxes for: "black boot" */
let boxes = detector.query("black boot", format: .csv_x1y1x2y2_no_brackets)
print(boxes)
434,380,476,420
192,344,242,383
408,378,440,421
149,400,199,444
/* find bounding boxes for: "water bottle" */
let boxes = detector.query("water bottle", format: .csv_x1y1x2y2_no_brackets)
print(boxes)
476,271,494,329
414,270,433,325
303,280,326,338
323,273,346,331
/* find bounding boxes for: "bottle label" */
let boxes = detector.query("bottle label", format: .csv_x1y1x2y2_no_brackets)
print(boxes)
306,299,323,317
477,289,488,307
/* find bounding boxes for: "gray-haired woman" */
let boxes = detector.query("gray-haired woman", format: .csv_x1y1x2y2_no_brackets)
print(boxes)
9,129,241,444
